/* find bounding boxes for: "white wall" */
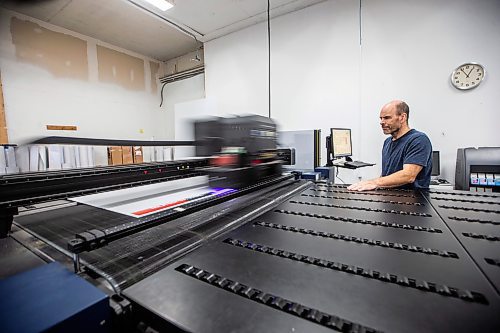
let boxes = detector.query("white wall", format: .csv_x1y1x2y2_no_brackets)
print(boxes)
205,22,269,117
204,0,500,184
270,0,361,183
0,10,167,165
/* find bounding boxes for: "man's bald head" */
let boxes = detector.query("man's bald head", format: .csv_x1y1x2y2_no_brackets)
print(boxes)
379,100,411,139
382,100,409,124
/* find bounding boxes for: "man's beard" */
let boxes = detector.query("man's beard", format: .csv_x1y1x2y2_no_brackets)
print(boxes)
383,125,400,136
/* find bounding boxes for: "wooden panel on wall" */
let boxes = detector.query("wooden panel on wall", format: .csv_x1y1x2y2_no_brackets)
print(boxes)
97,45,145,91
0,71,8,144
10,17,88,81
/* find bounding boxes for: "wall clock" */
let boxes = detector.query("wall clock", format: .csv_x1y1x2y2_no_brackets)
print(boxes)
451,63,485,90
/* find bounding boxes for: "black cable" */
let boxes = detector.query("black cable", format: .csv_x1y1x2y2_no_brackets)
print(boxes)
359,0,362,45
335,167,345,184
267,0,271,118
159,70,205,107
159,82,168,107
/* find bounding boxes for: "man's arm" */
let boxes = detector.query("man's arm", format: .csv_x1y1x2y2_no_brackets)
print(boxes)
347,164,423,191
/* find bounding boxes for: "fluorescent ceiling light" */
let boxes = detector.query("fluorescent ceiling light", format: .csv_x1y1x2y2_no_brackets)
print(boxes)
143,0,173,11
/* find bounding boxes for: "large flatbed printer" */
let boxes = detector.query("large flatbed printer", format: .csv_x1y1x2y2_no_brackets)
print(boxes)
1,116,500,333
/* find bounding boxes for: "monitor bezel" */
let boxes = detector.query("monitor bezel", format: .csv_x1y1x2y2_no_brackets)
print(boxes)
330,128,353,158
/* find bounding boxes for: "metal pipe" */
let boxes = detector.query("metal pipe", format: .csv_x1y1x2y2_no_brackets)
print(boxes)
159,67,204,84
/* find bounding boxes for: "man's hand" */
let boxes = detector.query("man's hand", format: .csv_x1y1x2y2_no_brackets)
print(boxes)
347,180,378,191
347,164,423,191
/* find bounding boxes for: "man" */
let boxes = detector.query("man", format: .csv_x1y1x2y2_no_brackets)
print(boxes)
347,100,432,191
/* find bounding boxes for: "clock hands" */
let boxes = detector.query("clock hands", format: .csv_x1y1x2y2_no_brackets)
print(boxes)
459,66,475,79
460,68,469,78
466,66,475,77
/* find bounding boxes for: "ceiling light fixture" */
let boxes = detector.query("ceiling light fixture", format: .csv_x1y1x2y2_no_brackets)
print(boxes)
143,0,173,11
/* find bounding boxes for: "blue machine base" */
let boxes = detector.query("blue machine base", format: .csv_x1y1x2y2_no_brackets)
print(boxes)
0,262,110,333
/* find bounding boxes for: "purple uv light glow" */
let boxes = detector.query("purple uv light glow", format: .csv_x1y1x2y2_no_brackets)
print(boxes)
210,188,237,196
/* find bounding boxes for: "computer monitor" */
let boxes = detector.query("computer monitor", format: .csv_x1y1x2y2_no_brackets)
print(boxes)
431,151,440,177
330,128,352,158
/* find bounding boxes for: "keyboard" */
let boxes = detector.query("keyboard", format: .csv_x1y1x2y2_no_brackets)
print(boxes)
331,159,346,166
343,161,375,168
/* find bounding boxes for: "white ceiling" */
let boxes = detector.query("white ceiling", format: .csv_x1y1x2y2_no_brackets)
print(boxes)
0,0,326,61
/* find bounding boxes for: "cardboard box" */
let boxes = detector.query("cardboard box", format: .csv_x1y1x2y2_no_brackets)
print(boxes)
122,146,133,164
133,146,143,163
107,146,123,165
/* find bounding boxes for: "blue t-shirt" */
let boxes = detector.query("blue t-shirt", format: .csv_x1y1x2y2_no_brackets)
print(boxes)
381,129,432,189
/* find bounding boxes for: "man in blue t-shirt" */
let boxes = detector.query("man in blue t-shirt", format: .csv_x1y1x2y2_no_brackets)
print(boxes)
348,100,432,191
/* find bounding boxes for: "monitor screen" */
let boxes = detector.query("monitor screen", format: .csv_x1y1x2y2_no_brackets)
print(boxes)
431,151,440,176
331,128,352,157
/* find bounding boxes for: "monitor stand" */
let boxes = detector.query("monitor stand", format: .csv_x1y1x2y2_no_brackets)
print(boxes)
325,135,334,167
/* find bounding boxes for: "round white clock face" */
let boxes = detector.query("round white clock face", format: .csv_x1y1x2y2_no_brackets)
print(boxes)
451,63,485,90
